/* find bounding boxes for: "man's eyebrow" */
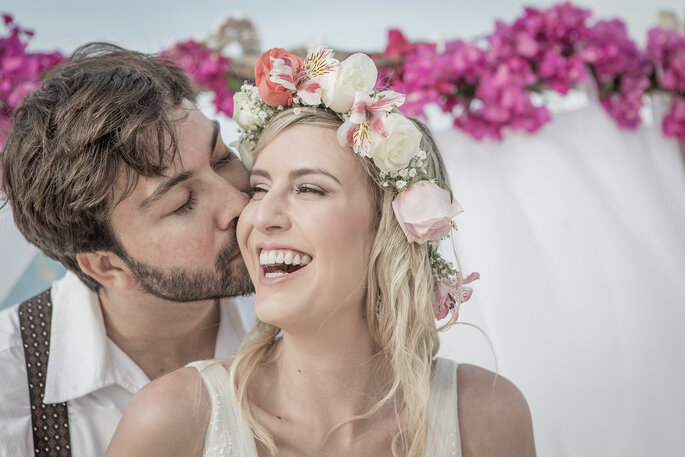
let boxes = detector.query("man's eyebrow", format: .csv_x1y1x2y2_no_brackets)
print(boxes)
139,171,193,210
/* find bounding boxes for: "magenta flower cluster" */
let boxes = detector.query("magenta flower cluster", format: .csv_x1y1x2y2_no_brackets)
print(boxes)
581,19,652,129
383,2,685,142
163,39,234,117
647,28,685,141
3,3,685,145
0,14,62,147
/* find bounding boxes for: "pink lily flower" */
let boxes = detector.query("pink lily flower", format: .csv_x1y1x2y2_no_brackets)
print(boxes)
434,272,480,320
336,90,406,157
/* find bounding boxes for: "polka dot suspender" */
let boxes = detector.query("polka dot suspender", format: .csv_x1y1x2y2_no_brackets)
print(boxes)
18,290,72,457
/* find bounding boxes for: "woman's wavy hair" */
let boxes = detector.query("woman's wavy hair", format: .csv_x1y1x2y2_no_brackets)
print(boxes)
230,107,455,457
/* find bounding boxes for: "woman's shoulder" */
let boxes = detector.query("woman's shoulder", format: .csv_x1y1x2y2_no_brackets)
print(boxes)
456,363,536,457
105,362,221,457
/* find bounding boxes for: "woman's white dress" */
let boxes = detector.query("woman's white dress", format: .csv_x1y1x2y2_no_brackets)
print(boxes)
188,357,462,456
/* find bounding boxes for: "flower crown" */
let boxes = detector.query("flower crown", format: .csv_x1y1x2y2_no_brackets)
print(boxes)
232,46,478,321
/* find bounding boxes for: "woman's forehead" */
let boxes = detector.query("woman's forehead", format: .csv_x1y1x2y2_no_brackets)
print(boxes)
256,124,360,174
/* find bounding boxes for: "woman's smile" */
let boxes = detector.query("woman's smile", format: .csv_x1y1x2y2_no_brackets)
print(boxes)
257,245,313,284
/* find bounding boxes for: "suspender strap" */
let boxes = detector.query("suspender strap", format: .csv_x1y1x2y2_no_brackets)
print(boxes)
18,290,72,457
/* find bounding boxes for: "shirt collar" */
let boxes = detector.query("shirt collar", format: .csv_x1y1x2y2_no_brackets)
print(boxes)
43,272,149,404
43,272,250,404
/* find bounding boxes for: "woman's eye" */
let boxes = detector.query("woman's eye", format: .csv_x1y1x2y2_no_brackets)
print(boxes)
295,184,327,196
249,185,268,199
173,192,196,215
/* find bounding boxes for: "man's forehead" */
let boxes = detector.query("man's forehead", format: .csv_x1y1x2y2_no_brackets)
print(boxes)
113,107,219,209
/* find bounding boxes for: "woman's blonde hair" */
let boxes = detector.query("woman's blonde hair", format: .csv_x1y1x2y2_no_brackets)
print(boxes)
230,107,458,457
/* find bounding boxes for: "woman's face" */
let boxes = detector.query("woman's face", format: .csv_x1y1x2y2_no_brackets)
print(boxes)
237,123,376,332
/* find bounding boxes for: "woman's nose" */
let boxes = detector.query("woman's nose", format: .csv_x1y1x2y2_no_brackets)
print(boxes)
253,191,291,234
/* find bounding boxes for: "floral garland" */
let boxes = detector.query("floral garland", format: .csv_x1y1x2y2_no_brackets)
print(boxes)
1,4,684,147
233,46,477,321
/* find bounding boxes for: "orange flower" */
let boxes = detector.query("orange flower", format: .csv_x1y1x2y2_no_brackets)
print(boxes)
254,48,303,107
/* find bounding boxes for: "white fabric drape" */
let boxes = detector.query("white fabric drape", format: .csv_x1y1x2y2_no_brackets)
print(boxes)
435,95,685,457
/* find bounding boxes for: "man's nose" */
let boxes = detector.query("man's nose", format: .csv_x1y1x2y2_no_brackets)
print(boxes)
215,176,249,231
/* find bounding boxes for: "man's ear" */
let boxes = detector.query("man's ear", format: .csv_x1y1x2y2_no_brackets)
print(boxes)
77,251,137,290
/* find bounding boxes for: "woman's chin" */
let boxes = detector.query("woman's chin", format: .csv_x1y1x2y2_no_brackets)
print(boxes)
253,298,295,329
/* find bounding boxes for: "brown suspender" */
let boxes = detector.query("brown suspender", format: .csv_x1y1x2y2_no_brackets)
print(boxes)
18,290,72,457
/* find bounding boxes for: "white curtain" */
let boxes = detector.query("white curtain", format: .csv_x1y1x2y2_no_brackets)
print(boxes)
435,94,685,457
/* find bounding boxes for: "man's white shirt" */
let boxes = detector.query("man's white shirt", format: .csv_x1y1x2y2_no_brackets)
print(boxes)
0,271,255,457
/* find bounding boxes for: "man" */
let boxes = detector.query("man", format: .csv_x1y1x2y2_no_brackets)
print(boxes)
0,43,254,456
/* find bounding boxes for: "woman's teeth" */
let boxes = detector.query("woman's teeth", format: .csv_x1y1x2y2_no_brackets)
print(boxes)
260,249,311,278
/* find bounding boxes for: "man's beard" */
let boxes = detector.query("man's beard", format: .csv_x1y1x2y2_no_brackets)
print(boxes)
118,234,254,302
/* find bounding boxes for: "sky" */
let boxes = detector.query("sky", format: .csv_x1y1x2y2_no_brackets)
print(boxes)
4,0,684,57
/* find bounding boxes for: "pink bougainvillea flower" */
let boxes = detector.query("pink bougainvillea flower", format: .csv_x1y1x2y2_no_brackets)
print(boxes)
647,27,685,93
336,90,405,157
581,19,651,129
0,15,63,150
384,29,415,57
662,96,685,142
164,39,233,116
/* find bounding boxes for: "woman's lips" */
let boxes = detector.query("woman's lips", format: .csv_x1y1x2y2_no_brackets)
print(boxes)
254,245,313,285
259,261,310,285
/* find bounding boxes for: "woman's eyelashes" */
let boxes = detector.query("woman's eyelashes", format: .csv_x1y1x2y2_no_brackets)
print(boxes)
173,191,196,216
294,184,327,196
250,184,328,199
248,184,268,199
248,182,328,199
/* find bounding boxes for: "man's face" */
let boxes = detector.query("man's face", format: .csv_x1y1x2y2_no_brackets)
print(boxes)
109,100,253,301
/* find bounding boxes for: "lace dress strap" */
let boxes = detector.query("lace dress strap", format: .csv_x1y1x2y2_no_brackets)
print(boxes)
187,360,258,457
427,357,462,457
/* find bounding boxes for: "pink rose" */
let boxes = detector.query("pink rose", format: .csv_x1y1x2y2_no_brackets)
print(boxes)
254,48,303,107
392,181,463,244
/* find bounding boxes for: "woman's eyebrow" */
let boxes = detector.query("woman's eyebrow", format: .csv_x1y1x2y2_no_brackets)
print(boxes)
288,168,341,184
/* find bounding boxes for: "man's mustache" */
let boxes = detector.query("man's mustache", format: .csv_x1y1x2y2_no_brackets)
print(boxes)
216,220,241,268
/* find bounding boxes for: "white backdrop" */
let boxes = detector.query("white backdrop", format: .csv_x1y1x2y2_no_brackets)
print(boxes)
434,92,685,457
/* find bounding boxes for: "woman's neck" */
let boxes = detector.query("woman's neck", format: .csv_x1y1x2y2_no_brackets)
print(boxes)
253,316,394,441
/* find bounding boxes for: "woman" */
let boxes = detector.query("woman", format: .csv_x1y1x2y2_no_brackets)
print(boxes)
106,47,535,457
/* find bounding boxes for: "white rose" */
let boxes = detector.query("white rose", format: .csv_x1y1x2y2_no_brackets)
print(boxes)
231,138,256,170
321,53,378,113
233,92,260,132
370,113,422,173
